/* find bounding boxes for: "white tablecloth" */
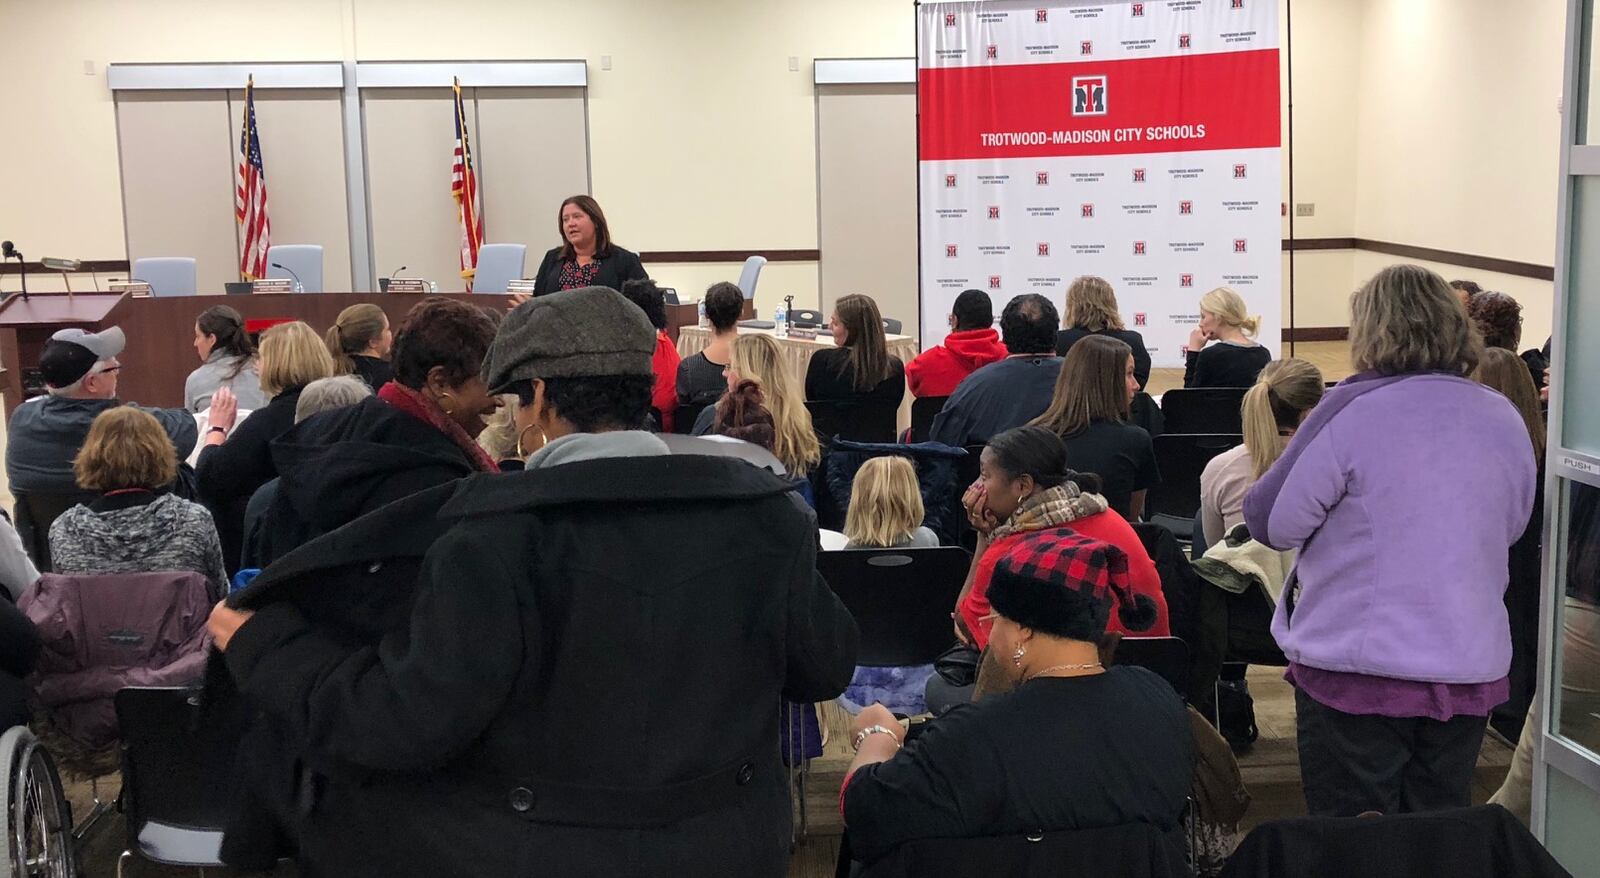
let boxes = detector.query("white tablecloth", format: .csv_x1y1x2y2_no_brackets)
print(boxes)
676,326,919,432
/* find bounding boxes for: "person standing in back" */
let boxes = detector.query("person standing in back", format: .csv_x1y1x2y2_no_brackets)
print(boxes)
1183,287,1271,388
806,294,905,406
1244,264,1536,817
929,294,1062,448
905,289,1008,398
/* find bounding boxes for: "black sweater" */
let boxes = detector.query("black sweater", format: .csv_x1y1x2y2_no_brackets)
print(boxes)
531,245,649,295
1184,342,1271,388
1056,327,1153,389
197,387,303,572
805,347,905,406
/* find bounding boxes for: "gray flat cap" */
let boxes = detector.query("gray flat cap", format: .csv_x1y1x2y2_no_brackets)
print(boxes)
482,285,656,393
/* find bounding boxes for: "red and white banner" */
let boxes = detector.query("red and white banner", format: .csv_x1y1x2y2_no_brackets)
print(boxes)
918,0,1280,365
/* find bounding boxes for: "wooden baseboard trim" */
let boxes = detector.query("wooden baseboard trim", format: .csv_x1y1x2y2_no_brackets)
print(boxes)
1285,238,1553,281
638,249,820,264
1283,326,1349,342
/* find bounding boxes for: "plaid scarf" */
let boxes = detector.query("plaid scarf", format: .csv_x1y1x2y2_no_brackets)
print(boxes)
376,381,499,473
990,482,1110,541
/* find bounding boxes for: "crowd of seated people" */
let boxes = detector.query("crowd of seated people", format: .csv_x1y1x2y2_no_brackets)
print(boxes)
0,263,1567,875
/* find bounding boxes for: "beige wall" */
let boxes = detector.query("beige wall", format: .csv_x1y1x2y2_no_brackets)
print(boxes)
0,0,1568,340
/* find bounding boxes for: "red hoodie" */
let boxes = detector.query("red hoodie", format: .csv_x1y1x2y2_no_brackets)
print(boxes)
905,328,1010,397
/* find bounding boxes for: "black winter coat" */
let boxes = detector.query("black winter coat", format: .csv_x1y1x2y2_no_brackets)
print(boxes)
250,396,477,566
222,453,859,877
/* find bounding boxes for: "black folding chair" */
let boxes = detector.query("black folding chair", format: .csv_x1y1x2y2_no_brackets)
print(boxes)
12,489,95,573
954,444,986,552
908,396,949,444
807,400,898,445
1145,433,1243,537
882,317,903,335
115,687,242,878
790,309,825,327
816,547,971,667
1159,387,1249,435
1111,636,1191,700
673,402,709,435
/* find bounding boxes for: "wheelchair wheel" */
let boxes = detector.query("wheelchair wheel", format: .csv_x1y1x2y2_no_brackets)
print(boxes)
0,726,76,878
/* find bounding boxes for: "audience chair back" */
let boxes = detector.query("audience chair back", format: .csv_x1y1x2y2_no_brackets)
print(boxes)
129,257,197,297
1111,636,1192,700
472,243,528,294
1159,387,1249,435
1145,433,1243,525
817,547,971,666
908,396,949,444
882,317,904,335
1131,391,1165,438
115,687,241,872
20,571,213,755
673,402,708,436
790,308,825,327
11,489,97,573
807,399,898,445
737,255,767,299
842,820,1190,878
264,244,324,293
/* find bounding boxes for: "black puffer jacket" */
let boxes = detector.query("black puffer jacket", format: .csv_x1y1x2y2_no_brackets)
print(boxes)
248,396,477,567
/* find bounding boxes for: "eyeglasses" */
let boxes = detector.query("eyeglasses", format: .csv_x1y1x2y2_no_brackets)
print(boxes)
91,365,122,377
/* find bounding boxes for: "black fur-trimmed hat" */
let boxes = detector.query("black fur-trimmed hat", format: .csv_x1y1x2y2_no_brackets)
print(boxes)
987,529,1158,641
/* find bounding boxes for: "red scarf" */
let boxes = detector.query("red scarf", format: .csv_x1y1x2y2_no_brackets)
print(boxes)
376,381,499,473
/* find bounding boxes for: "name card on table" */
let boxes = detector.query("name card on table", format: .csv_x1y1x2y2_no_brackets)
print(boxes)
251,278,294,293
506,279,538,295
108,281,152,297
787,326,819,341
385,278,427,293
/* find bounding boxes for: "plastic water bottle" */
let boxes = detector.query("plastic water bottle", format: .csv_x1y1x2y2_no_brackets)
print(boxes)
774,302,788,338
697,299,707,328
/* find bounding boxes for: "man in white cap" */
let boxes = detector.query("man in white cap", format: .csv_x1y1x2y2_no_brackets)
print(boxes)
6,326,197,494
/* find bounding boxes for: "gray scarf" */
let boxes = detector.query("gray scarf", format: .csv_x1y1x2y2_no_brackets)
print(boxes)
524,430,671,470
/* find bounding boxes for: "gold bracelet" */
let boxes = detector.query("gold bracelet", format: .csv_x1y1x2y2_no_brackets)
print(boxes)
852,724,901,752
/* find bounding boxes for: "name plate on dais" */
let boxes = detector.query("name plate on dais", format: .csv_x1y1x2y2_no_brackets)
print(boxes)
385,278,427,293
787,326,819,341
506,279,538,294
251,279,294,293
108,281,153,297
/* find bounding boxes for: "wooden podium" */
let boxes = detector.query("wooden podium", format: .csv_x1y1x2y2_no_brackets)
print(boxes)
0,293,128,418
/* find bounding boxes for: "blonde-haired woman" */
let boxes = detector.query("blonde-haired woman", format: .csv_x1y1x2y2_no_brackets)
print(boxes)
325,304,393,390
1055,275,1152,389
197,320,335,569
1184,287,1270,388
1243,264,1536,817
844,456,938,549
695,334,822,478
1198,358,1324,547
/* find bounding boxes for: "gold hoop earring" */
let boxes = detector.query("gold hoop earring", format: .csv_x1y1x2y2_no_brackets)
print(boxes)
516,423,546,458
437,391,457,417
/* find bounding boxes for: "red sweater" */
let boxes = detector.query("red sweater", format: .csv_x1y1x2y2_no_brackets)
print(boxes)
905,328,1009,398
651,331,681,431
959,511,1171,651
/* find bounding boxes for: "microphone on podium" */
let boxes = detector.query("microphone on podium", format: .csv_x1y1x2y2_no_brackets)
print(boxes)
380,265,407,293
1,241,28,301
270,261,305,293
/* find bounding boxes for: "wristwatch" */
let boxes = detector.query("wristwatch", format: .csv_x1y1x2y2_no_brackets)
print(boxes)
852,724,901,752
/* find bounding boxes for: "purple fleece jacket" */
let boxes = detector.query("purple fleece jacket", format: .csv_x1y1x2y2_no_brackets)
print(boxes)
1243,371,1536,684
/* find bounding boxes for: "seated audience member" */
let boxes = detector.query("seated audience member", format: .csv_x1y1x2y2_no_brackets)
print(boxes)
1198,358,1324,548
929,295,1063,448
325,303,394,390
840,531,1189,869
1475,347,1548,743
696,334,822,478
904,289,1007,398
0,598,38,729
7,327,197,495
1467,290,1547,390
0,518,38,602
1244,264,1536,817
955,427,1170,664
240,376,374,570
806,293,905,406
1030,335,1158,521
1054,275,1153,390
186,305,267,412
711,379,777,450
50,408,226,599
208,285,858,877
253,298,501,566
620,278,683,431
676,281,745,409
477,393,538,472
197,322,334,571
1449,278,1482,308
1183,287,1271,388
844,456,939,549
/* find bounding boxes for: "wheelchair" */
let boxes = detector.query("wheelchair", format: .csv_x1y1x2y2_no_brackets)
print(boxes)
0,725,77,878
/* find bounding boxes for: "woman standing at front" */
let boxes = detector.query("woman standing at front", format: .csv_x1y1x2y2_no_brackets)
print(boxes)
1243,264,1537,817
529,195,648,296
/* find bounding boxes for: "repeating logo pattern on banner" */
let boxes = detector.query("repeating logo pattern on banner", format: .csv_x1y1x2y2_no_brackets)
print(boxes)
917,0,1282,365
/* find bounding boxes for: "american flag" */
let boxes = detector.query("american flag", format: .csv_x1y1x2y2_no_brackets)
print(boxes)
451,78,484,285
234,76,271,281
